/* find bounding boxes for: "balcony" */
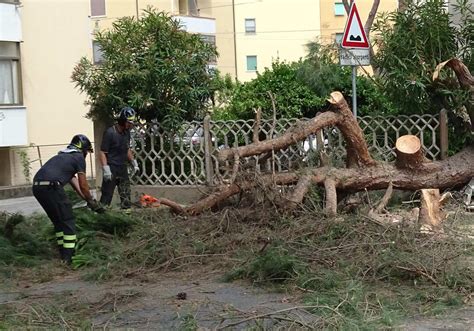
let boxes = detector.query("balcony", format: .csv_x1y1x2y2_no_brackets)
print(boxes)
173,15,216,35
0,106,27,146
0,2,22,42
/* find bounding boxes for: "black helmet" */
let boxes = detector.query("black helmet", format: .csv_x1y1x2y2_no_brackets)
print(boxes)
118,107,137,124
68,134,93,153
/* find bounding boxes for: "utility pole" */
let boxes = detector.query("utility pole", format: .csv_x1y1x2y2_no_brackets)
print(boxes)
135,0,139,19
232,0,238,80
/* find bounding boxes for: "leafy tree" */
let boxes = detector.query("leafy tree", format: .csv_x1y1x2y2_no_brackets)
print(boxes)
372,0,471,115
213,43,395,121
71,8,217,128
213,61,325,120
298,42,396,116
372,0,473,150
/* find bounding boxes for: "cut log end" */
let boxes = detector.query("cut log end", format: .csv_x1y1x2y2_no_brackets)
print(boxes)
395,135,421,154
395,135,425,170
328,91,344,104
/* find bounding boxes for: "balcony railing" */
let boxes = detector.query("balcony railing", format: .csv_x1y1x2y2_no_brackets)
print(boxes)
0,106,27,147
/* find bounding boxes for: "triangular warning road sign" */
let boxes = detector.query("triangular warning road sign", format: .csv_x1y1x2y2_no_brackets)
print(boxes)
341,3,369,49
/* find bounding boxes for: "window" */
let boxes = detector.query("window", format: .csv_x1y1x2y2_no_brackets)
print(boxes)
200,34,216,46
335,33,344,44
92,41,104,64
0,42,21,105
90,0,106,17
245,18,256,33
246,55,257,71
179,0,199,15
334,2,345,16
199,34,217,63
188,0,198,16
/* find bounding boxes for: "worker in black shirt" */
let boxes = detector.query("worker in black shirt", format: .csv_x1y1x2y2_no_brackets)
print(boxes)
32,134,104,264
99,107,139,210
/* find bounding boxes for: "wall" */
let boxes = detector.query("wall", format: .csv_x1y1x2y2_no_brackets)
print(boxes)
199,0,237,78
234,0,321,82
92,0,174,31
21,0,93,147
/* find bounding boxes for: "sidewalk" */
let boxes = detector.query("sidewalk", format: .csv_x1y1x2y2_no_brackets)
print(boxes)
0,189,99,216
0,195,42,216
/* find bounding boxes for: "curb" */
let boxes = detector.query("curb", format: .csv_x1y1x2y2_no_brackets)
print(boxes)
0,185,33,200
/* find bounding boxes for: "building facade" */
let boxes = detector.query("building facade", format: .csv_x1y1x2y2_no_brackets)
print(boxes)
0,0,219,186
0,0,402,187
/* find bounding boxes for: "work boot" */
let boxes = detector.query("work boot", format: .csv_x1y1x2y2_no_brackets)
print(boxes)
61,248,75,265
57,246,65,259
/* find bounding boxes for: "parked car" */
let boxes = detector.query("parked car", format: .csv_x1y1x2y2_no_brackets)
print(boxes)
174,125,215,146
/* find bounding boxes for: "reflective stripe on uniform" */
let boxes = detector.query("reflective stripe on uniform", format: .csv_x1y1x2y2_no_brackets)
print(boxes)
63,234,76,248
56,232,64,245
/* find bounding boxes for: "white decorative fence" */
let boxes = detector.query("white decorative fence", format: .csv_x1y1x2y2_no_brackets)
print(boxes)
131,111,448,186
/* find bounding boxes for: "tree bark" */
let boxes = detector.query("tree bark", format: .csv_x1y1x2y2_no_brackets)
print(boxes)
328,92,376,167
364,0,380,35
433,58,474,133
342,0,353,15
373,181,393,213
253,107,261,143
324,178,337,217
286,173,313,210
364,0,380,68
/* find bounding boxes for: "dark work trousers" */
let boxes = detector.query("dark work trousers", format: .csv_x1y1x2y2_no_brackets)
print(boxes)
100,164,131,209
32,184,76,263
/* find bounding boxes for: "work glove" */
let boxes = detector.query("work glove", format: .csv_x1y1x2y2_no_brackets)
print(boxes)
131,159,140,175
87,199,106,214
103,165,112,182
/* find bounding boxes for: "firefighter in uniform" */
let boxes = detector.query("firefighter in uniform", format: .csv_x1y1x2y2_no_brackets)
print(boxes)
32,134,104,264
99,107,139,210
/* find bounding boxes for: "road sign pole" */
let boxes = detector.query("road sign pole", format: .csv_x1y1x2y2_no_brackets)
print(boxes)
352,65,357,118
340,2,368,118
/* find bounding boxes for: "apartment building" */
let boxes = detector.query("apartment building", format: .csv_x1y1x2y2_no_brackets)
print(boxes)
0,0,403,187
0,0,220,187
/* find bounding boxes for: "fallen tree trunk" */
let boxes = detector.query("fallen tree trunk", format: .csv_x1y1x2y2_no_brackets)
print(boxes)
161,90,474,216
182,147,474,215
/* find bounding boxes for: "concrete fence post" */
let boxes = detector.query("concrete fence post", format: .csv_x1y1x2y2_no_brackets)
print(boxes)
203,115,214,185
439,109,448,160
